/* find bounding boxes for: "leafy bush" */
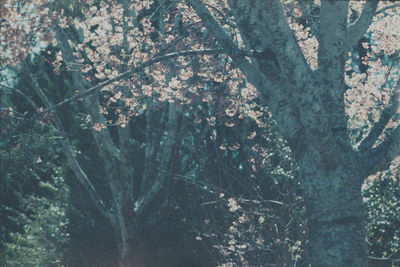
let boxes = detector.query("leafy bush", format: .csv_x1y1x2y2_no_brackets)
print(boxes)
364,159,400,266
0,111,69,267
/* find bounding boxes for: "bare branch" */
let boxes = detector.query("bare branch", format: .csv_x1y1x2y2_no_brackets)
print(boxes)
360,80,400,175
1,82,38,109
136,102,179,215
9,88,38,109
0,83,14,90
186,1,243,56
140,99,160,195
346,1,379,51
31,76,115,224
84,94,122,160
318,1,349,71
118,122,134,200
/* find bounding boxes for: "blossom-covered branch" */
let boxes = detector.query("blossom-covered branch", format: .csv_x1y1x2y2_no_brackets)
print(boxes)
346,1,379,51
44,48,252,112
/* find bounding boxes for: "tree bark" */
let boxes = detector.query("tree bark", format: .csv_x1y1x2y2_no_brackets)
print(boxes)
114,204,147,267
120,236,147,267
187,1,390,265
299,152,367,266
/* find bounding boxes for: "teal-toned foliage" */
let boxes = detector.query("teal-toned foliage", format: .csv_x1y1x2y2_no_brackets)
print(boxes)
0,109,69,266
364,170,400,266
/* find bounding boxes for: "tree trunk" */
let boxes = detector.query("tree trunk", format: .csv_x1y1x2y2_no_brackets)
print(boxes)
120,237,147,267
299,151,368,266
114,204,148,267
116,220,147,267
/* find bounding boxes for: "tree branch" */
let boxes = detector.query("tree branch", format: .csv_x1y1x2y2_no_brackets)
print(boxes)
359,90,399,152
227,0,312,78
140,99,159,195
43,48,244,113
187,0,274,88
85,94,122,160
0,84,38,109
136,102,179,215
118,121,134,201
376,3,400,15
31,75,115,224
187,0,303,142
345,1,379,51
55,28,122,161
317,1,349,129
365,124,400,176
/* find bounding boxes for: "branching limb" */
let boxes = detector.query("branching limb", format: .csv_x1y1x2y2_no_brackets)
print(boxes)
0,84,38,109
376,3,400,15
317,1,349,129
346,1,379,51
365,124,400,176
135,102,179,215
359,90,399,152
31,76,115,224
44,49,230,113
56,28,122,161
360,80,399,176
186,0,273,90
227,0,311,77
118,120,134,201
187,0,303,142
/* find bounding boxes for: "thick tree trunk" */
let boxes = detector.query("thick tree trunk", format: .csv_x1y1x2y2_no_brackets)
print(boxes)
117,221,148,267
114,205,148,267
120,237,147,267
299,152,367,266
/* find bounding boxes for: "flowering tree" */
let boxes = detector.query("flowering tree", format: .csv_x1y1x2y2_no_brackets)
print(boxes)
187,1,399,265
1,0,400,266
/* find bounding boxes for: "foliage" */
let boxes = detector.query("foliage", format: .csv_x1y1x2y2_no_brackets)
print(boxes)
0,106,69,266
364,159,400,266
171,98,307,265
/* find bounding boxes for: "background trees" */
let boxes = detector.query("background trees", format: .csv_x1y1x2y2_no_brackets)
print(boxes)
1,0,399,266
